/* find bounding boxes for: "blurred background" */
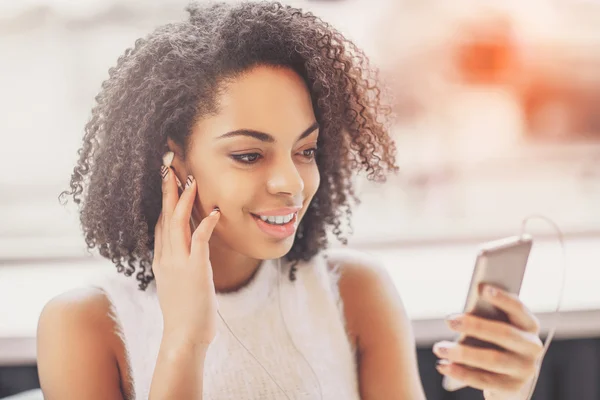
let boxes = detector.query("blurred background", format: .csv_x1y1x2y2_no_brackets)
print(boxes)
1,0,600,399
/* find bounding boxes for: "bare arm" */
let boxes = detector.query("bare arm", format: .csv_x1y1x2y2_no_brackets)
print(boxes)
148,334,208,399
147,160,221,399
38,156,218,399
37,288,211,400
329,249,427,400
37,289,126,400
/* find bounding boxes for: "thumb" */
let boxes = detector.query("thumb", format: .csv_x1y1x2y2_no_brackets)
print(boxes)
190,207,220,261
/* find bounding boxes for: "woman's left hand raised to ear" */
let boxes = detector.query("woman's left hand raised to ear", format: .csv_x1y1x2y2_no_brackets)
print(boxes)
433,284,545,399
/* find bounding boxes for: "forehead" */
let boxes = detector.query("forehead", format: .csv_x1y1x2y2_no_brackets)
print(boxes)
198,65,316,139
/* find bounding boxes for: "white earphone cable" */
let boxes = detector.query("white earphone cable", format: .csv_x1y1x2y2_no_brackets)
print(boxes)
216,258,323,400
519,214,567,400
216,215,565,400
216,306,292,399
276,258,324,400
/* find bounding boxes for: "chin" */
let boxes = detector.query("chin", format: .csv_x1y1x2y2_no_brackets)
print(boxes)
244,236,296,261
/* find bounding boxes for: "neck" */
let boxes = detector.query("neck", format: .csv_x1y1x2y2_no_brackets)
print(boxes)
208,240,263,293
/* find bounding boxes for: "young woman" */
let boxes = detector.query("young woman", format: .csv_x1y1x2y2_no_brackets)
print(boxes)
36,2,543,399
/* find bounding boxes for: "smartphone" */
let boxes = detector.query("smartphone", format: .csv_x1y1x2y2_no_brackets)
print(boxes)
442,234,533,392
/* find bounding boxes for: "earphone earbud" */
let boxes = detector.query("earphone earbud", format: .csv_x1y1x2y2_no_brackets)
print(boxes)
162,151,174,166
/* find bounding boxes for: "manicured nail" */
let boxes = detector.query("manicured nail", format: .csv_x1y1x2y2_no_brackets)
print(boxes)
162,151,174,167
436,359,451,372
433,342,450,356
185,175,195,189
209,208,220,216
160,165,169,181
446,314,463,329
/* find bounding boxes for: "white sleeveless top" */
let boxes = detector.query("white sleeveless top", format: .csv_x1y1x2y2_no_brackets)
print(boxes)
92,254,361,400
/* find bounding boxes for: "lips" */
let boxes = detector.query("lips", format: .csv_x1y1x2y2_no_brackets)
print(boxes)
250,211,298,239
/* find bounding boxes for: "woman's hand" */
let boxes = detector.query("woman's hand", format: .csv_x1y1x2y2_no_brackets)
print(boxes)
153,158,221,347
433,285,544,399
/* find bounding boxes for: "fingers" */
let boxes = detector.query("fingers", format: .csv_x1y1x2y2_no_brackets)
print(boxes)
160,160,180,257
446,314,543,358
170,176,197,255
433,341,534,377
190,208,220,262
158,151,220,267
438,288,545,395
160,164,179,223
153,212,163,262
435,288,544,395
436,360,523,393
480,285,540,333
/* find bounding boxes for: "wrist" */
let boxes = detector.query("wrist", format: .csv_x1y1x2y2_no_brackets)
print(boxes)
161,329,211,356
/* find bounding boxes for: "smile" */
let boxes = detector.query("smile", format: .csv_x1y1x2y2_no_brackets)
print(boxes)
256,213,295,225
250,211,299,239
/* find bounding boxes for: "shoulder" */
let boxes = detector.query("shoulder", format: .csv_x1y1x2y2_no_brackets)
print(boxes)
38,287,112,329
324,248,426,399
37,287,130,399
324,247,391,287
37,288,115,354
324,248,401,342
324,248,401,349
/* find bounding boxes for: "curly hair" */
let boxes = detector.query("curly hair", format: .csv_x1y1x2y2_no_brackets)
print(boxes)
59,1,398,290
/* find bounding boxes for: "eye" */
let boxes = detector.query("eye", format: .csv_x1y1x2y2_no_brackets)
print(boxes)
300,148,318,160
231,153,262,164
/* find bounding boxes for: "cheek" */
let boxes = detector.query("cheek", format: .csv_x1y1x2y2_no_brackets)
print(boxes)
302,165,320,199
195,170,260,215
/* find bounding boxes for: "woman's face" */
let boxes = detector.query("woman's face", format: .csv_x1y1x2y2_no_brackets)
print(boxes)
184,65,320,260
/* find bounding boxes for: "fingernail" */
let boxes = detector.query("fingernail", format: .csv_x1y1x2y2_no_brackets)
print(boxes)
162,151,174,167
433,342,450,356
446,314,463,329
209,209,220,216
185,175,195,189
436,359,451,371
160,165,169,181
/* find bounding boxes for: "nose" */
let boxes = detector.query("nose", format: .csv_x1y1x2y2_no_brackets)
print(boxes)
266,158,304,196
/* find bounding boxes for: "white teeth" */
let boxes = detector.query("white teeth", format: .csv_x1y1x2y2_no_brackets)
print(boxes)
259,213,295,225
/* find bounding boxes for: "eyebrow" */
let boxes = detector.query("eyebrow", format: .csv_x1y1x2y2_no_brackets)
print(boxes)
216,121,319,143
